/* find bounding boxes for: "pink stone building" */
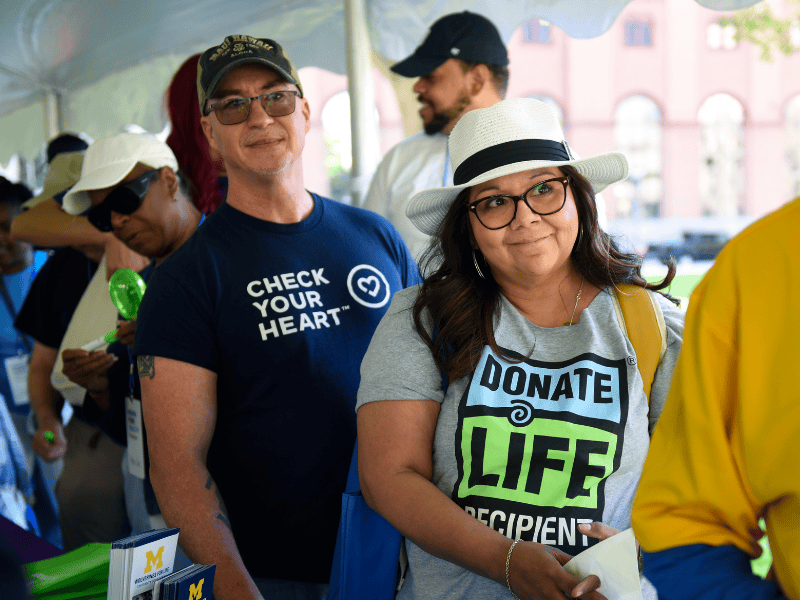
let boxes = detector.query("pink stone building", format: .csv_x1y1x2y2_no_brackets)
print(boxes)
304,0,800,223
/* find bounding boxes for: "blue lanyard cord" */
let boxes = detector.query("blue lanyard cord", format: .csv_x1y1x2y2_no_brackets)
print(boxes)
443,142,451,187
141,261,155,283
125,212,205,394
128,356,136,398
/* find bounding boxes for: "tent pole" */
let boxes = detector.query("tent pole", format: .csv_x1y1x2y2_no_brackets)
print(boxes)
344,0,379,206
43,89,62,141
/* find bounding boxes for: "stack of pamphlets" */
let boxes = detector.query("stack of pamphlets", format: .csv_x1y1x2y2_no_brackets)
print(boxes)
24,542,111,600
152,564,215,600
107,528,180,600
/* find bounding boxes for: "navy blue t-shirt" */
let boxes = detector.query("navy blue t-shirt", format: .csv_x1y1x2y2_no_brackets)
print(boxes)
133,195,420,582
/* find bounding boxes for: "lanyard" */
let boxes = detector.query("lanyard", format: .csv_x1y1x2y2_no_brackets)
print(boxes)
442,141,451,187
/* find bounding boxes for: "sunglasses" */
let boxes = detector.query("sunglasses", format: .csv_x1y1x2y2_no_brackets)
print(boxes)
205,90,301,125
87,170,158,232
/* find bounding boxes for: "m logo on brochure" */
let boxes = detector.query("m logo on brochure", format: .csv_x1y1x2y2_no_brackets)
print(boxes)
189,579,205,600
453,347,629,556
144,546,164,573
347,264,391,308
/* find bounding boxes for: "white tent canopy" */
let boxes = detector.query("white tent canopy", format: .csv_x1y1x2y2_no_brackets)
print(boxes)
0,0,759,167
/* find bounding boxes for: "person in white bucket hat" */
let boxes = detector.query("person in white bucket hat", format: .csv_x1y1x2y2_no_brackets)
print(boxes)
355,98,685,600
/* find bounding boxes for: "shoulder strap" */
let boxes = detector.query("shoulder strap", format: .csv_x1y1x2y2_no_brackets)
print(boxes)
611,284,667,402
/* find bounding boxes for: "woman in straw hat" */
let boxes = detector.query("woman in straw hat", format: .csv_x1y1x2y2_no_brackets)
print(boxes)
355,98,684,600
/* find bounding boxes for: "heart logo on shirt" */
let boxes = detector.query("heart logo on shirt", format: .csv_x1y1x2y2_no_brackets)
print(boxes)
357,275,381,297
347,264,391,309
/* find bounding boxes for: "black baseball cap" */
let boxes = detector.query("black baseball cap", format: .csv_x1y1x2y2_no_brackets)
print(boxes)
391,12,508,78
46,133,88,164
198,35,304,113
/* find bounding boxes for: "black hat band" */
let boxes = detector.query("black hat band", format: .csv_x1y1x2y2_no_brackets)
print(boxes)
453,139,571,186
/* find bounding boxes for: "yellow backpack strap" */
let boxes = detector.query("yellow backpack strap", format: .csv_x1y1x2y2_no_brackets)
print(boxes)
612,284,667,402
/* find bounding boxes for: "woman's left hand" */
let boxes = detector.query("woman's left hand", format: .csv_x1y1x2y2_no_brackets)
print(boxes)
578,522,640,553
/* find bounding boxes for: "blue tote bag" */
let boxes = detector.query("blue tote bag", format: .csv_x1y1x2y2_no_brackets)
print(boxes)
326,439,402,600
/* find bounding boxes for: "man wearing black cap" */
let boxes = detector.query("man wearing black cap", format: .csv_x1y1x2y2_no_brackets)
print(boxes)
363,11,509,262
132,35,419,600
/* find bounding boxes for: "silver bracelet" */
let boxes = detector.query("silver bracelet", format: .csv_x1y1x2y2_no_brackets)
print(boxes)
505,538,522,600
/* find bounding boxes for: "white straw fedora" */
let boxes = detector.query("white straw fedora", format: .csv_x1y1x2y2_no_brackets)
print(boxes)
406,97,628,236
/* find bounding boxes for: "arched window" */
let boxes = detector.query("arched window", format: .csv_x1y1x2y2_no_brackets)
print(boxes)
522,19,552,45
320,90,381,204
698,94,744,217
706,22,738,50
613,95,663,218
624,18,653,47
321,91,354,203
528,95,565,130
785,95,800,198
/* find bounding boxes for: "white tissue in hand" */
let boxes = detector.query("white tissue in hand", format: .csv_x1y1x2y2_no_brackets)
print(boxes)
563,528,643,600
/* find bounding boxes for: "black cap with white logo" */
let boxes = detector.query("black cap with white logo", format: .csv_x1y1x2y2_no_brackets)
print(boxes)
390,11,508,78
198,35,304,113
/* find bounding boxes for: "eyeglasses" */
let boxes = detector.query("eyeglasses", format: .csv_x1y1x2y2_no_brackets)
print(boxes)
467,176,571,230
87,170,158,232
206,90,301,125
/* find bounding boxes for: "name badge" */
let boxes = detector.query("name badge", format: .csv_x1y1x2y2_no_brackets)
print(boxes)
125,396,146,480
4,354,30,406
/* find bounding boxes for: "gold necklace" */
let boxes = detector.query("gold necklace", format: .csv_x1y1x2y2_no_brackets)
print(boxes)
568,276,585,326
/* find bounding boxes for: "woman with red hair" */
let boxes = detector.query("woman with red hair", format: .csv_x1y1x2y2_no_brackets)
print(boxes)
165,54,226,215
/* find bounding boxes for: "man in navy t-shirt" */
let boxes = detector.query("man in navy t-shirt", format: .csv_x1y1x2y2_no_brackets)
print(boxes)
132,35,420,600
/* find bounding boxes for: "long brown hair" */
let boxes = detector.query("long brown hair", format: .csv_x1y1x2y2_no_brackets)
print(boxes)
412,165,677,384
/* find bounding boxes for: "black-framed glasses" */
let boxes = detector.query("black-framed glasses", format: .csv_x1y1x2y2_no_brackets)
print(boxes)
206,90,301,125
467,176,571,230
87,170,158,232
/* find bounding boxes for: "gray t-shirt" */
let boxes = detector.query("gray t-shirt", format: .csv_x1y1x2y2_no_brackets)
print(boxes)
357,284,684,600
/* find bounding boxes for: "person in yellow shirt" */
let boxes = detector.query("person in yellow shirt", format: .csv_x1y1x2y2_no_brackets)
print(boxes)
631,198,799,600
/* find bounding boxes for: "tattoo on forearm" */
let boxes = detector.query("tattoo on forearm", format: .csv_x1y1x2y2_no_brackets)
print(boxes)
205,475,232,531
137,355,155,379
